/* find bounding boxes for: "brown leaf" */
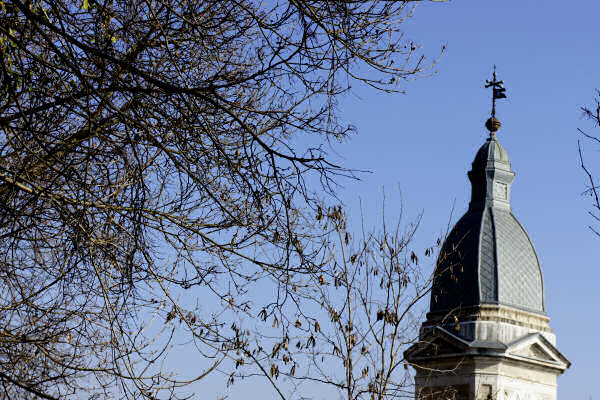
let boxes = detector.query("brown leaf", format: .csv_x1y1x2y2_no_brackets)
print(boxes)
272,343,281,358
362,366,369,378
165,308,176,323
258,308,267,321
235,358,244,368
349,333,357,346
410,250,419,264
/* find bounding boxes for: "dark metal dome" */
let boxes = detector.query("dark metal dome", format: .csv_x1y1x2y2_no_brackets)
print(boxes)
430,135,545,315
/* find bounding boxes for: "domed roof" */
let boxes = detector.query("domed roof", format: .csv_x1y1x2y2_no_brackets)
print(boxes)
473,136,510,169
430,134,545,315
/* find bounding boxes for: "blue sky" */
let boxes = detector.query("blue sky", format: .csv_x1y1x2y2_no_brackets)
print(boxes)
190,2,599,398
332,1,599,398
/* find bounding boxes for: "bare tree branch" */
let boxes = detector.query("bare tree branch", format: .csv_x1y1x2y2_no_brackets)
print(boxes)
0,0,442,398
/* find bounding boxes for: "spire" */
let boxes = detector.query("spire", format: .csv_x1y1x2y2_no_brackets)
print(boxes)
484,66,507,138
468,69,514,211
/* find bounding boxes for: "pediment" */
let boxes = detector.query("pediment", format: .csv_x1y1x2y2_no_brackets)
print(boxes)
405,327,470,361
511,343,553,361
405,328,570,373
418,337,465,357
507,332,571,370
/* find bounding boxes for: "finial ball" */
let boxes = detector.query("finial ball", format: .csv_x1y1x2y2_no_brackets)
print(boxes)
486,117,501,133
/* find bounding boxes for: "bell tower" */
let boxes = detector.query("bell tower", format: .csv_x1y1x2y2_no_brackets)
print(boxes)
404,70,570,400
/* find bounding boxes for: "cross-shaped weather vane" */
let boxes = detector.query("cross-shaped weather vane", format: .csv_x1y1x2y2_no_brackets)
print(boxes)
485,65,507,118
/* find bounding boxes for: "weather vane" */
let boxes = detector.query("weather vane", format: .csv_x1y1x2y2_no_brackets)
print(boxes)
484,65,507,135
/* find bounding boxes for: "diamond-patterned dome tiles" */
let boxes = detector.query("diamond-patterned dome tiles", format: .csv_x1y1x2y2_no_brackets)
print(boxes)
430,134,545,315
494,209,543,312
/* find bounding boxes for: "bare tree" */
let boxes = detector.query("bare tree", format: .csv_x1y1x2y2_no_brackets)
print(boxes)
0,0,442,398
230,201,441,400
579,91,600,236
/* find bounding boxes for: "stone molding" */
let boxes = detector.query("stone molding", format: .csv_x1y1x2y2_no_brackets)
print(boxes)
424,304,551,333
